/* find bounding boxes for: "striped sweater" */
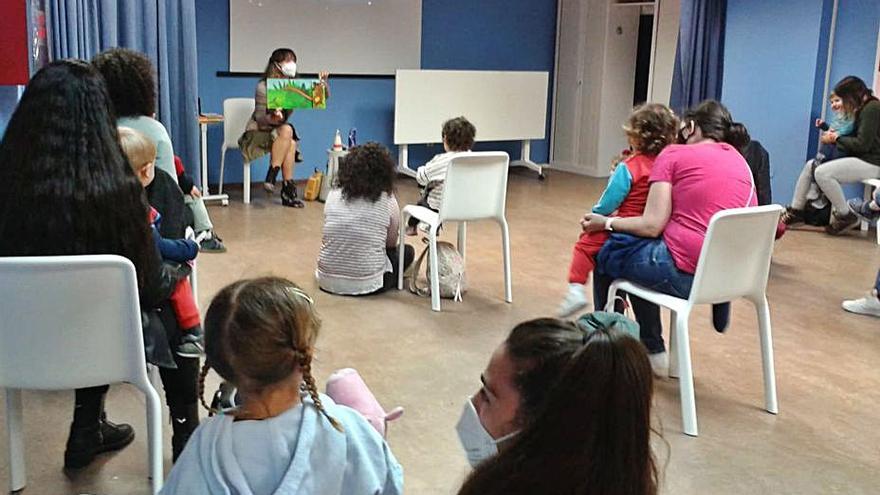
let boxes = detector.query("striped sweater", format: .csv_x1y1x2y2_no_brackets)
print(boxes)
316,190,400,295
415,151,467,210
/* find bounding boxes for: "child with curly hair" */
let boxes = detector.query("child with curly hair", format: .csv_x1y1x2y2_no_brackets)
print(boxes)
558,103,679,317
161,277,403,494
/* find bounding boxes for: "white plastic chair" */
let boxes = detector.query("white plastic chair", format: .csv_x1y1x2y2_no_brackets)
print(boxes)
0,255,163,494
859,178,880,244
398,151,513,311
605,205,784,437
218,98,256,204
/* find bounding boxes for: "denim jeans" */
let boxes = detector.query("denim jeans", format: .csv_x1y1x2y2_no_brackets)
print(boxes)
594,234,694,354
875,268,880,294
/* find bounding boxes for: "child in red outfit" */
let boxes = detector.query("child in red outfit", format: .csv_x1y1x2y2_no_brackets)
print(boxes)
120,126,204,357
558,104,679,317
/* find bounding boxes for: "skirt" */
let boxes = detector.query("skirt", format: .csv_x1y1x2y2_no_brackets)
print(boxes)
238,123,302,163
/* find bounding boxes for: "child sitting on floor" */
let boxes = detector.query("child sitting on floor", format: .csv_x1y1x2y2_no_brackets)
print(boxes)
161,277,403,494
557,103,679,317
119,127,204,358
407,116,476,235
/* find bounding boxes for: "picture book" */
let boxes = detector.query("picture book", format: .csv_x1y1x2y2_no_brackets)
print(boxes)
267,78,328,110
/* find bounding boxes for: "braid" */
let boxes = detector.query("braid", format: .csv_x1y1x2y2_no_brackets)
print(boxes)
198,362,216,414
299,352,343,432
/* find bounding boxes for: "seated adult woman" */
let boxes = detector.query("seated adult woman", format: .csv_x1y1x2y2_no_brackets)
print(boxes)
582,100,756,376
784,76,880,234
457,318,656,495
0,60,200,468
92,48,225,252
316,142,414,295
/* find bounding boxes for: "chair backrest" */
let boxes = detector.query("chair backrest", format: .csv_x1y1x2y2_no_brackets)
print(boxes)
689,205,784,305
438,151,510,222
0,255,148,390
222,98,256,150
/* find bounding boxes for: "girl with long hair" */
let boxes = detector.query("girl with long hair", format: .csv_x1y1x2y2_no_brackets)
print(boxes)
0,59,199,468
457,320,657,495
161,277,403,494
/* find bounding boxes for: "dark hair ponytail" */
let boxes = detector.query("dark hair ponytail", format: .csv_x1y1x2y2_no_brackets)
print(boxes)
683,100,751,150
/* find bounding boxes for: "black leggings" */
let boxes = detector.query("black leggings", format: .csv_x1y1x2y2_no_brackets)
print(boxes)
73,354,199,427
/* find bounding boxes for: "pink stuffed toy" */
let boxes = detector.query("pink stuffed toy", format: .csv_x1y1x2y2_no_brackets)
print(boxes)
325,368,404,438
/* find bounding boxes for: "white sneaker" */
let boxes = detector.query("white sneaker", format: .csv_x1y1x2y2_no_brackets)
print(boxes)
648,351,669,378
557,283,590,318
842,293,880,318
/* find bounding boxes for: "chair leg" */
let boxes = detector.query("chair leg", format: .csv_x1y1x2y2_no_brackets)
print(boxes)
604,282,621,312
243,161,251,204
674,313,699,436
218,145,227,195
754,296,779,415
500,218,512,303
6,388,26,492
668,311,679,379
876,218,879,245
429,228,441,312
457,222,467,266
138,381,164,494
190,262,199,309
398,211,407,290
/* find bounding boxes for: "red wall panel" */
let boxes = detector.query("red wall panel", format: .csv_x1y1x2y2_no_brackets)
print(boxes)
0,2,29,85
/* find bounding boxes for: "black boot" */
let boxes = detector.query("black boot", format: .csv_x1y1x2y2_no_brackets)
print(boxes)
170,403,200,462
281,180,304,208
64,413,135,469
264,165,281,193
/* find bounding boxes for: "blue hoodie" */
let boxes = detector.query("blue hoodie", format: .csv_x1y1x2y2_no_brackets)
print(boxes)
160,395,403,495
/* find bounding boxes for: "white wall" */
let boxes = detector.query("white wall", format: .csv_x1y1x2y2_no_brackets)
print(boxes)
650,0,680,104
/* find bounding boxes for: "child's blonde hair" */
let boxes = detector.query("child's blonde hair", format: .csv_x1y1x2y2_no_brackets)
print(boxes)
117,126,156,173
622,103,679,156
199,277,342,431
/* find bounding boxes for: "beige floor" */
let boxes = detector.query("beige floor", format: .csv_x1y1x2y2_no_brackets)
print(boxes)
1,169,879,494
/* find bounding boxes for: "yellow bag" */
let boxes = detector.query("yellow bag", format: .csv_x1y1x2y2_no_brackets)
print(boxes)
304,169,323,201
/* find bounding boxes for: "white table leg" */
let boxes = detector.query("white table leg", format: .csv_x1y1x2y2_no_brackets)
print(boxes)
200,121,229,205
510,139,545,178
397,144,416,178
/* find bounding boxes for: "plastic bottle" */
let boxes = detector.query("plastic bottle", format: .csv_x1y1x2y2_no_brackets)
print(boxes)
348,128,357,149
333,129,343,150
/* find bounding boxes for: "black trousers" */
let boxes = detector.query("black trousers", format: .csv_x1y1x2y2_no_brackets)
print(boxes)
73,354,199,427
379,245,416,292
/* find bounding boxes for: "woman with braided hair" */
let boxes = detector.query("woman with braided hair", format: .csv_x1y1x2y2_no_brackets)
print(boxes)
161,277,403,495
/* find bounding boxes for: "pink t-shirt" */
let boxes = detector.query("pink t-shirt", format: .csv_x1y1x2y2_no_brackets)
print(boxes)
650,142,757,273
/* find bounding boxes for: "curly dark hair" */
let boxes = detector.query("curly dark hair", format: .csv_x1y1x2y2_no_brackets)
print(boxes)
622,103,679,156
442,116,476,151
92,47,156,117
0,60,158,290
336,142,396,202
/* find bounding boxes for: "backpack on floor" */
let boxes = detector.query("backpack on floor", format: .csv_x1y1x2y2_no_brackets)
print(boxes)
406,241,467,300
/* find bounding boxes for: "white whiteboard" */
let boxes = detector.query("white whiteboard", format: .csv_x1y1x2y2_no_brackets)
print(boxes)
394,70,549,144
229,0,421,75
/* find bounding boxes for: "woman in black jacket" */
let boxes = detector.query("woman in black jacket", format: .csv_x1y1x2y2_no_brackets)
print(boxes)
784,76,880,234
0,60,199,468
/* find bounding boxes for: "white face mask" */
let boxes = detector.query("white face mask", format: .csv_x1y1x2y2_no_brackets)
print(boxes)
455,397,518,468
277,61,297,78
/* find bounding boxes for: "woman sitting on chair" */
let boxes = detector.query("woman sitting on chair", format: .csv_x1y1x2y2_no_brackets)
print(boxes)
581,100,757,377
0,60,200,468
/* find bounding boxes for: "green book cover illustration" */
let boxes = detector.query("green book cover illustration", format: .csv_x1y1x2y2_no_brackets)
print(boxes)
267,78,328,110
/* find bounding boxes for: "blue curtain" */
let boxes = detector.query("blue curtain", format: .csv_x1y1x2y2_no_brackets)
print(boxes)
46,0,200,185
670,0,727,113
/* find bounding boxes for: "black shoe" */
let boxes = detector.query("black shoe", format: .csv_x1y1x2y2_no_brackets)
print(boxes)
210,381,240,416
264,166,281,193
64,417,135,469
781,207,805,226
170,404,200,462
825,210,860,235
175,327,204,358
712,303,730,333
281,180,305,208
198,231,226,253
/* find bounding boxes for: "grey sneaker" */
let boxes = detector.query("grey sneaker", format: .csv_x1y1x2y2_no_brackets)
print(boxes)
825,211,860,235
842,293,880,318
199,232,226,253
847,198,880,223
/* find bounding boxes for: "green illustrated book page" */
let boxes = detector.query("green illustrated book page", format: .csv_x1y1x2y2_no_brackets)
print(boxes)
267,78,328,110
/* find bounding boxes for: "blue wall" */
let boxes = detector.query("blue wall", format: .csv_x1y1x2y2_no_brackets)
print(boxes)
0,86,21,138
196,0,558,184
723,0,880,205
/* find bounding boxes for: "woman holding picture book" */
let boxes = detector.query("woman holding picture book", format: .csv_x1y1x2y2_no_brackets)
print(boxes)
239,48,329,208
